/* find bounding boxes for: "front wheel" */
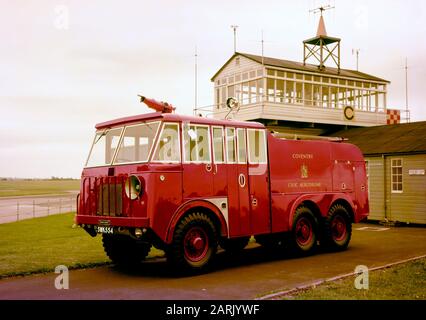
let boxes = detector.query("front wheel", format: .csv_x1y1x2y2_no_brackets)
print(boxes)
102,234,151,267
321,204,352,251
167,212,218,272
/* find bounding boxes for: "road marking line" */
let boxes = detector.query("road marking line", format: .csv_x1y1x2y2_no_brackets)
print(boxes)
355,226,390,232
256,254,426,300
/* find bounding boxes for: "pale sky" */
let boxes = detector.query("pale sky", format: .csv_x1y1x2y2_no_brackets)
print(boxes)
1,0,426,178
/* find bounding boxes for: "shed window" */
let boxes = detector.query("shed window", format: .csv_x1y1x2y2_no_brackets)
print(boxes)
391,158,403,193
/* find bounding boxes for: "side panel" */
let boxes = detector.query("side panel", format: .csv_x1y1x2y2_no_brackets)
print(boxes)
387,155,426,224
268,136,333,232
365,157,385,221
145,167,183,242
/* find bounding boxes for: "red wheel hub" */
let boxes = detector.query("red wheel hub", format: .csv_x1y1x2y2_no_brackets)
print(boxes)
192,237,204,250
183,227,209,262
295,217,313,246
332,215,347,241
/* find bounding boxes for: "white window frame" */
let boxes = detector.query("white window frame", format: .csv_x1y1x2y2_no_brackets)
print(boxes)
237,128,247,164
247,128,268,165
391,158,403,193
182,123,212,164
225,127,236,164
212,126,225,164
151,122,181,164
85,126,124,168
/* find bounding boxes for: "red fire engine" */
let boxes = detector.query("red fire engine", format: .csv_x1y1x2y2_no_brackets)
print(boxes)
76,97,369,272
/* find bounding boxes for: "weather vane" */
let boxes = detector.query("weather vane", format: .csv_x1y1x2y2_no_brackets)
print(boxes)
309,4,335,16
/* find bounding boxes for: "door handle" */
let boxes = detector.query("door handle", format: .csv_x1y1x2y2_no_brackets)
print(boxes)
206,163,212,172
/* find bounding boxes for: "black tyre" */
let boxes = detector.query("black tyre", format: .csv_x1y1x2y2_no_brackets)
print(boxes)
290,206,318,255
167,212,218,272
220,236,250,254
102,234,151,267
321,204,352,251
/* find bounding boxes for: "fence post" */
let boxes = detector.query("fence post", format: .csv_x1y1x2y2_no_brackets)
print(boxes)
33,200,35,218
59,198,62,214
47,199,50,216
17,201,19,221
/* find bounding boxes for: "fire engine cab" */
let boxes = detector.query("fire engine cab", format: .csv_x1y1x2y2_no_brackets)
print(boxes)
76,96,369,272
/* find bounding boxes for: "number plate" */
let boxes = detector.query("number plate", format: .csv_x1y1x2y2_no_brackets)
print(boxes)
95,226,114,234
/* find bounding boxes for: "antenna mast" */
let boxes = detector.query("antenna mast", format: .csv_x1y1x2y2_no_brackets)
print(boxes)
231,25,238,53
261,30,264,65
352,48,360,71
405,57,411,123
194,46,198,116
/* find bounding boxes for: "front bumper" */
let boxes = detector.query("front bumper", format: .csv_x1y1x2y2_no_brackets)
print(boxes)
75,215,150,228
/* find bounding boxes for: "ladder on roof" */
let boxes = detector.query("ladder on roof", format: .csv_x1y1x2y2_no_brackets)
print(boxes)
271,132,347,142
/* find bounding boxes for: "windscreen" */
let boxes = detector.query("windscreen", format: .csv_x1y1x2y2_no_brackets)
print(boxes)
113,122,160,164
85,127,123,167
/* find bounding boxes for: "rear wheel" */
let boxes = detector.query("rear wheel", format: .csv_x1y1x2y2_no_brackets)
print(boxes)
321,204,352,251
290,206,318,255
167,212,217,272
102,234,151,267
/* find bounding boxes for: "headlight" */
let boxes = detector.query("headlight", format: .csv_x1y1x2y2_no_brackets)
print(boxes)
124,175,142,200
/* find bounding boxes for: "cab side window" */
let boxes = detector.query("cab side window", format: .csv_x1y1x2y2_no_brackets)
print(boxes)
212,127,224,163
247,129,267,164
237,128,247,164
183,124,211,163
152,123,180,163
226,127,236,163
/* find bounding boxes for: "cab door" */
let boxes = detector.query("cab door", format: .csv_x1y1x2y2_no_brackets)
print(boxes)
182,123,213,198
225,127,250,237
247,128,270,235
211,126,227,197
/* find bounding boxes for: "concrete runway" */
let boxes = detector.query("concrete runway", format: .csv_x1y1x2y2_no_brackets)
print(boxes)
0,223,425,300
0,193,77,224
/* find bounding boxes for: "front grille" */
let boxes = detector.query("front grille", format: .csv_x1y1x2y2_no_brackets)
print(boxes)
96,182,123,216
81,176,129,217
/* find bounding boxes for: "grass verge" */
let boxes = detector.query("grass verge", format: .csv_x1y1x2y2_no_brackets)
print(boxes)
0,179,80,197
283,258,426,300
0,213,164,278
